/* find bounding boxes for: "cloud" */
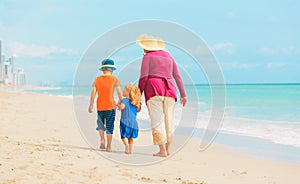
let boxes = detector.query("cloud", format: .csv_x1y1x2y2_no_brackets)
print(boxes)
267,62,287,69
268,16,281,23
259,46,300,56
281,46,300,55
9,42,76,57
193,44,211,56
212,42,234,55
259,47,277,55
221,62,261,69
225,12,238,19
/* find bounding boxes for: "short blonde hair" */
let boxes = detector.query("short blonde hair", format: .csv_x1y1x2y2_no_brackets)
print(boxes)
124,83,141,107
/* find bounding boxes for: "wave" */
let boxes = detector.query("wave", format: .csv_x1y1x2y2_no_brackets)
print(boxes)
26,86,63,90
71,93,300,148
131,108,300,148
196,112,300,148
56,95,73,99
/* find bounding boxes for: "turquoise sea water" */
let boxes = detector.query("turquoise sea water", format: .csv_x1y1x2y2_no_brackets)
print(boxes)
25,84,300,150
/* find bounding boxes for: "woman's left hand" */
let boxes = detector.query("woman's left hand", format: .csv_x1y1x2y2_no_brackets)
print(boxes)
180,97,187,107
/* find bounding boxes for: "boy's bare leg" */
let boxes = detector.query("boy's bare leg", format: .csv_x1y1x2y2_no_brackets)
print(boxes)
128,138,134,154
106,134,113,152
122,138,129,154
166,142,171,156
153,144,167,157
99,130,105,149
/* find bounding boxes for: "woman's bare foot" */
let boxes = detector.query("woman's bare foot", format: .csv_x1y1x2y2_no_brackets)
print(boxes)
166,148,170,156
153,151,167,157
166,143,170,156
125,145,129,154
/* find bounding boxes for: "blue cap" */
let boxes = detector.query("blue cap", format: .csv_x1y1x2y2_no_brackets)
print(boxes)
99,59,116,71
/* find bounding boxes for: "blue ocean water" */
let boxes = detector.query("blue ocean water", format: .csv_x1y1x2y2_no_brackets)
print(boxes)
25,84,300,150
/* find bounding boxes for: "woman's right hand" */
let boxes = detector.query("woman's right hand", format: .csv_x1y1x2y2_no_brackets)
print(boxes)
180,97,187,107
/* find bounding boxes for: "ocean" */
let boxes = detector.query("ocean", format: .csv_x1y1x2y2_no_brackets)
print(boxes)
24,83,300,163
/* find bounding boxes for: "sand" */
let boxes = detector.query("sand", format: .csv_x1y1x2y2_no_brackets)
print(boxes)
0,91,300,184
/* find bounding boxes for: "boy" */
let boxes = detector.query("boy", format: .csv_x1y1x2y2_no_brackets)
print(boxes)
88,59,122,152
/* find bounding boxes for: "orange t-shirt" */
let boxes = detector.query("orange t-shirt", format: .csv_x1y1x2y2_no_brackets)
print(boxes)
93,75,121,111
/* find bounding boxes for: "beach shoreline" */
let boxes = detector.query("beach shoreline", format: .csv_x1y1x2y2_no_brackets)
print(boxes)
1,90,300,183
175,126,300,165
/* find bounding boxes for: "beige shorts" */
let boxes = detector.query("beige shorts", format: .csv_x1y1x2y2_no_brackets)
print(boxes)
147,96,176,145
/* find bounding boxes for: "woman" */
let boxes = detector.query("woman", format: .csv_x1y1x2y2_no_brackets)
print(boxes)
136,34,187,157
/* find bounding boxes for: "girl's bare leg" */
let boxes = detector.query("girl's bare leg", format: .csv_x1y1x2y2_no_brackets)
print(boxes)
122,138,129,154
128,138,134,154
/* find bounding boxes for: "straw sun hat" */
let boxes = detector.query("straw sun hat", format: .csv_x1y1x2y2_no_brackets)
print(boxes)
136,34,165,51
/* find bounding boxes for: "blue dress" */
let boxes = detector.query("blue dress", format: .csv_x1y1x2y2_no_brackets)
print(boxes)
120,98,139,139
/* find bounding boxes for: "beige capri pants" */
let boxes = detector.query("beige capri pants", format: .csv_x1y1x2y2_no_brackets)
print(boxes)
146,96,176,145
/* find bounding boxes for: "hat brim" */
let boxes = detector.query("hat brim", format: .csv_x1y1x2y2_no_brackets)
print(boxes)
136,34,165,51
99,67,116,71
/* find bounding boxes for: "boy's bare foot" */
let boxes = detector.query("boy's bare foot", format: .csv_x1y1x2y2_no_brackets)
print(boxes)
106,146,112,152
153,151,167,157
100,141,105,150
125,145,129,154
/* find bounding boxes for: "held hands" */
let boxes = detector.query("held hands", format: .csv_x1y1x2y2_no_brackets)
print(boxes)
180,97,187,107
137,102,142,112
117,102,125,110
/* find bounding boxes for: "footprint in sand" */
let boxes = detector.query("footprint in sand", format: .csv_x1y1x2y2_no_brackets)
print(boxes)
122,172,132,177
34,145,45,151
140,176,151,182
231,170,247,175
181,180,207,184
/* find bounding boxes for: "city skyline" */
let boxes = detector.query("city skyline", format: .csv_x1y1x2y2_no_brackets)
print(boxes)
0,40,26,86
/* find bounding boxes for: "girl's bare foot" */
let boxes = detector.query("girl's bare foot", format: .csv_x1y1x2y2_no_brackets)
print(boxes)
153,151,167,157
106,146,112,152
129,144,133,154
125,145,129,154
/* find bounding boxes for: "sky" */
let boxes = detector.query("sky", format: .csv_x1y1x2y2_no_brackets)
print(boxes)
0,0,300,85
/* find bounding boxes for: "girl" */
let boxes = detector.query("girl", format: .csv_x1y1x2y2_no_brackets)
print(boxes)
118,83,141,154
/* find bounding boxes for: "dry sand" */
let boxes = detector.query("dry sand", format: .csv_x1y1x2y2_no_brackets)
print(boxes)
0,91,300,184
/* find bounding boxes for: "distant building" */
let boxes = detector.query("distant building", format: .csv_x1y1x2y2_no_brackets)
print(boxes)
0,61,2,83
0,40,2,83
13,68,26,86
0,40,2,64
0,40,27,86
3,61,13,84
7,55,16,73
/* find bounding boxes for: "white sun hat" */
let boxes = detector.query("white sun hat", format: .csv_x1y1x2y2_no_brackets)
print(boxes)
136,34,165,51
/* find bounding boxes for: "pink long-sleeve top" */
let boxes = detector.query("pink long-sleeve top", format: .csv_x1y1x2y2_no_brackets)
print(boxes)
138,50,186,102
